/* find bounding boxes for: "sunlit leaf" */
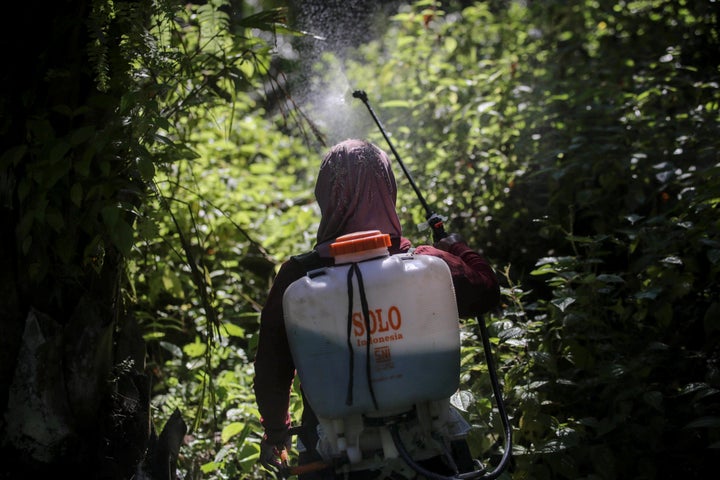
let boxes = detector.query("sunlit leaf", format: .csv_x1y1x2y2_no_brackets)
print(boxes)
222,322,245,337
222,421,248,444
183,339,207,358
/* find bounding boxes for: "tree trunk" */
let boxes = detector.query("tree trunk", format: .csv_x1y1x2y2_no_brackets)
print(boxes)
0,2,165,478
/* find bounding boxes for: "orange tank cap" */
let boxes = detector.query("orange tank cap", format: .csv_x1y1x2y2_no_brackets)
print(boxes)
329,230,392,257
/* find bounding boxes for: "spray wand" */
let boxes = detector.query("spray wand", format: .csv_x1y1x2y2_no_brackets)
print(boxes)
352,90,447,243
352,89,513,480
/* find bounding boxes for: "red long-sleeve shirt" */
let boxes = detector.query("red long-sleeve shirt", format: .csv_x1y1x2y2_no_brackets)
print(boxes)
253,236,500,444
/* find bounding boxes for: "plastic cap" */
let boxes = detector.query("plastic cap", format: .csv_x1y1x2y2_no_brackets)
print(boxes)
329,230,391,257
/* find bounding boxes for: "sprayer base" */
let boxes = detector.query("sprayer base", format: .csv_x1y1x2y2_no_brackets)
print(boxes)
363,407,416,427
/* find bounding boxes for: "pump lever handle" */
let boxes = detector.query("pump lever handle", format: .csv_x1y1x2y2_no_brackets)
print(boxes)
281,460,331,477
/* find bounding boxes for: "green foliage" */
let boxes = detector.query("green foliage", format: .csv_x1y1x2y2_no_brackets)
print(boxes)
120,2,319,477
0,0,167,322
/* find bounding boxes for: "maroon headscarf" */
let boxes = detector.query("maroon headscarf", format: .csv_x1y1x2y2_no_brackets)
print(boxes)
314,139,403,257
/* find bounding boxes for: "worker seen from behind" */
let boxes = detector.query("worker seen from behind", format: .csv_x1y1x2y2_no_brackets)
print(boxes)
253,139,501,479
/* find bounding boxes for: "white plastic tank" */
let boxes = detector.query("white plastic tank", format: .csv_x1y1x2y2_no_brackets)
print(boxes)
283,230,461,419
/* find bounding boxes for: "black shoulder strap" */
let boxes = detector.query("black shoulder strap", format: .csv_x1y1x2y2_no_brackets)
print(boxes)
290,250,323,272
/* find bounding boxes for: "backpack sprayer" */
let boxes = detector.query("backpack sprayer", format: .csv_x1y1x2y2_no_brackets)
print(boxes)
276,91,511,480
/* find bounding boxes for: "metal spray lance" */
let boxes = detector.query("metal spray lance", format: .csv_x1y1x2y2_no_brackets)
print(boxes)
352,90,448,243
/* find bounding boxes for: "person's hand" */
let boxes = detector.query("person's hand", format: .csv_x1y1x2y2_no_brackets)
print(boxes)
260,437,290,474
435,232,466,252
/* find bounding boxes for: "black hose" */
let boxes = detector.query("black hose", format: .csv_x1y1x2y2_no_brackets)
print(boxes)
388,314,512,480
388,423,466,480
473,313,513,479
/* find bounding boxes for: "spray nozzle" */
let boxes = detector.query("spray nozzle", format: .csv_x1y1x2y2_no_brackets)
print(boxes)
352,90,368,101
